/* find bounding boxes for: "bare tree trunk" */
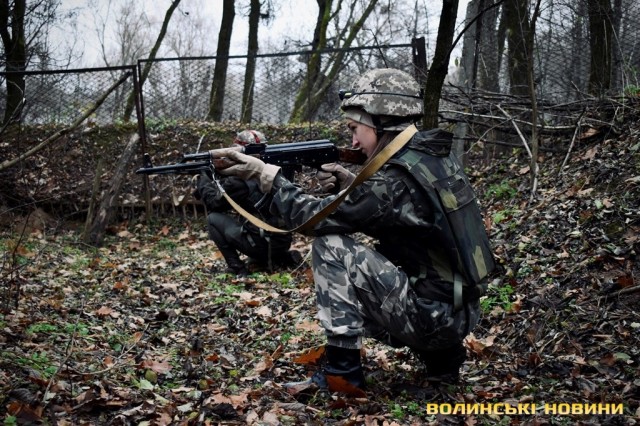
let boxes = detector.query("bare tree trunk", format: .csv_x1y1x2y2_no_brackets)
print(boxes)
207,0,235,121
0,0,26,126
504,0,530,96
611,0,622,90
477,0,501,92
289,0,333,123
478,0,506,161
526,0,543,197
423,0,459,129
85,133,140,247
123,0,182,122
587,0,613,96
241,0,260,123
310,0,329,81
289,0,380,123
568,0,588,98
453,0,478,163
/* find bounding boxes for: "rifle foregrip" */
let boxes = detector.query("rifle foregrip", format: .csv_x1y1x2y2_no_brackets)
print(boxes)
211,158,235,170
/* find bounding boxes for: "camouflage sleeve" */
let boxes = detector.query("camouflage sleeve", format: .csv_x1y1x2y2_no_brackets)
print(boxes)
268,166,432,235
201,176,253,212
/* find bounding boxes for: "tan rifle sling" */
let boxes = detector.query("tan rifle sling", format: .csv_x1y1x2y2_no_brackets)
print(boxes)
218,124,418,234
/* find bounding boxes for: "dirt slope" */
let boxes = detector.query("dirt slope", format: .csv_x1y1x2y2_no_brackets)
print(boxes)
1,114,639,425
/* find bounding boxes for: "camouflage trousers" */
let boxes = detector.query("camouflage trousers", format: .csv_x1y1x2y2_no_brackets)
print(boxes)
207,212,292,267
312,234,480,351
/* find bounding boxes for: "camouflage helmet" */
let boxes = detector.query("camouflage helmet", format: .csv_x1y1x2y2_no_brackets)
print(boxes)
340,68,423,119
234,130,267,145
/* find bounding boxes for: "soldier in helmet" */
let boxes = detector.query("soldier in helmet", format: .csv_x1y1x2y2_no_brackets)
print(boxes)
196,130,301,277
210,69,495,393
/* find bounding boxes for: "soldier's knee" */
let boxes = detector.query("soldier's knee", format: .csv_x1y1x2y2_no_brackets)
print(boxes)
207,212,226,226
312,234,355,253
311,235,332,252
312,235,349,267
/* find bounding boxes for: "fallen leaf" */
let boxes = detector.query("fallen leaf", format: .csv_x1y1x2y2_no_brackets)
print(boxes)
138,378,154,390
600,353,616,366
326,375,367,397
6,401,43,424
465,333,496,355
141,359,172,374
292,346,325,365
295,320,321,332
582,146,597,159
96,306,113,316
205,353,219,362
255,306,272,317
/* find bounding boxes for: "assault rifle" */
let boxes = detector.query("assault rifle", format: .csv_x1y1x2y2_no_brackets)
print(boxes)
135,140,367,182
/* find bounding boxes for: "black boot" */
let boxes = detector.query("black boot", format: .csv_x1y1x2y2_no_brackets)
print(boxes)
274,250,303,267
226,263,248,277
218,255,248,277
285,345,365,395
413,343,466,386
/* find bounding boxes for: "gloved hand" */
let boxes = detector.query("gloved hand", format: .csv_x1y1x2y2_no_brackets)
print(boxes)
193,170,214,200
196,169,212,191
317,163,356,193
210,149,281,192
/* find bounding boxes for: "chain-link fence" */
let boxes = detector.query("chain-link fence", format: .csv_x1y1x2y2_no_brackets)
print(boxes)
0,66,138,127
139,43,417,126
436,0,640,156
0,43,418,132
452,0,640,101
534,0,639,101
2,1,639,129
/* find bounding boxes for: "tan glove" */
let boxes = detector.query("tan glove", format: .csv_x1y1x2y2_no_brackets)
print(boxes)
317,163,356,193
210,149,280,192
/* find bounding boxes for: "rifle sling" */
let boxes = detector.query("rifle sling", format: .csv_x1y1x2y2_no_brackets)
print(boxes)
218,124,418,234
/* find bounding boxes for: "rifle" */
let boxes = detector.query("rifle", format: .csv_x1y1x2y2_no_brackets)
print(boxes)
135,139,367,182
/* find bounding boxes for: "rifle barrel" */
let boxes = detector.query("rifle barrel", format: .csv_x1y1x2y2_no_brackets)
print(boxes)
135,160,211,175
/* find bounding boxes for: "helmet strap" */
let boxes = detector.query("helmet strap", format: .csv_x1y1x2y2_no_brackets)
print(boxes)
374,115,416,136
371,115,385,138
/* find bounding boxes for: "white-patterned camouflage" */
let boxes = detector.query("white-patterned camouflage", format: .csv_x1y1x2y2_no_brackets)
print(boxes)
340,68,423,118
312,234,480,351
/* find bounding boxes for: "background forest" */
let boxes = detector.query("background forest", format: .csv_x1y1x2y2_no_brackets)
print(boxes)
1,0,639,424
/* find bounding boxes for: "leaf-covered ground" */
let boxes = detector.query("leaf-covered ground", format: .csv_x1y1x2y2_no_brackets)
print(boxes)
1,118,640,425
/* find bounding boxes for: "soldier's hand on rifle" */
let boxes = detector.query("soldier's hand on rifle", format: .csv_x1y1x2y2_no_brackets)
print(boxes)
191,174,202,200
195,170,212,197
210,149,280,192
317,163,355,193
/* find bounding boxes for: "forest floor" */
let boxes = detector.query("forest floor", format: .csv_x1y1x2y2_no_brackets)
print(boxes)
1,115,639,425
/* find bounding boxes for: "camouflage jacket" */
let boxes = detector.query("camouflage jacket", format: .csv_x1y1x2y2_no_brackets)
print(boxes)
268,129,495,303
198,174,261,213
199,174,289,237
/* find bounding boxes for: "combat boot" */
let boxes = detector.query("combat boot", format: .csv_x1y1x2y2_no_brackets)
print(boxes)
412,343,467,386
218,257,248,277
274,250,303,268
284,345,365,395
